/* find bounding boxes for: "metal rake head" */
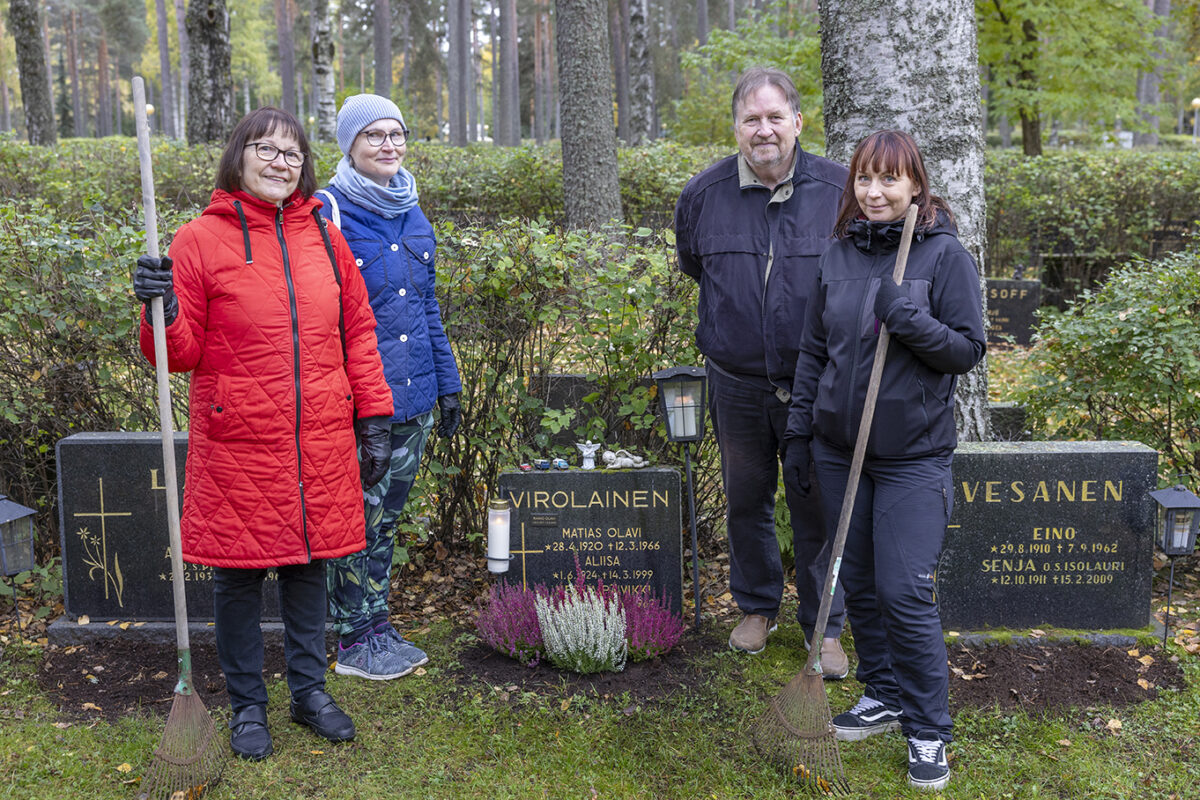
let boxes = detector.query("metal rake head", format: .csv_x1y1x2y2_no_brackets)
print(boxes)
751,670,850,796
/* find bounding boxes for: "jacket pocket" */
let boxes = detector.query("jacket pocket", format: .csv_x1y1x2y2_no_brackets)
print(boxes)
345,238,387,299
403,236,436,297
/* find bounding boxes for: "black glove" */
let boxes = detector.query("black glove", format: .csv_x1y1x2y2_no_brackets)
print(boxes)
782,437,812,497
436,393,461,439
355,416,392,488
133,255,178,325
873,277,905,323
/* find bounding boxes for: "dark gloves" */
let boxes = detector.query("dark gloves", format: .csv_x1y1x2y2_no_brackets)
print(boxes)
782,437,812,497
133,255,178,326
436,393,461,438
355,416,392,489
873,277,905,323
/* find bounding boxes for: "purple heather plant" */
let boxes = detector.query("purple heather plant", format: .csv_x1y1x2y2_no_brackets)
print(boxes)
620,587,685,661
474,580,544,666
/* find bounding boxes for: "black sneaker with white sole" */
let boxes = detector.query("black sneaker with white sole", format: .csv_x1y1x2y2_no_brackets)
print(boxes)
831,689,903,741
907,733,950,791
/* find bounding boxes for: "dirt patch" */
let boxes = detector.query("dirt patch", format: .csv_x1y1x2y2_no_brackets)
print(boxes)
451,628,725,704
38,638,288,723
948,642,1186,715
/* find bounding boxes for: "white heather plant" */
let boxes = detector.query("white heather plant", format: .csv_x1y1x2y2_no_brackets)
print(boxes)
535,585,628,674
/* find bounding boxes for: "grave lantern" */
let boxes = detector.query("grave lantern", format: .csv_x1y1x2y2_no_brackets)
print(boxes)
0,494,36,577
652,366,708,631
1149,484,1200,646
486,497,512,574
653,366,707,444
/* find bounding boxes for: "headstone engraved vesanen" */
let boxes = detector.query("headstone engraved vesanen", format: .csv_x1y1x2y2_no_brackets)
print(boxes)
495,468,683,614
57,432,280,621
937,441,1157,630
985,278,1041,346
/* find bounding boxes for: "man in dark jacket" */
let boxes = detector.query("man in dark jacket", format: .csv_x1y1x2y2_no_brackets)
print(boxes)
674,67,848,675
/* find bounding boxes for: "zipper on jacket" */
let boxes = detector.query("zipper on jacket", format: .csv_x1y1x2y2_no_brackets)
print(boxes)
276,207,312,562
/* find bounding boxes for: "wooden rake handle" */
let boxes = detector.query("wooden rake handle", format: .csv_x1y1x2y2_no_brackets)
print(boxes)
804,203,919,676
133,77,192,679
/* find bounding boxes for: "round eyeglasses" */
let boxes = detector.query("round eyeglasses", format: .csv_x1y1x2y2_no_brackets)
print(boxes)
244,142,306,168
360,129,410,147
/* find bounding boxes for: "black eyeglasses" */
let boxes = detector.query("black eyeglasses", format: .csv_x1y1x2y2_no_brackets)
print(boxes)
360,129,410,147
245,142,306,168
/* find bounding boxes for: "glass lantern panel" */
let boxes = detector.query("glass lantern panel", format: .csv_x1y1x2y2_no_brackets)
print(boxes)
664,378,703,440
0,519,34,576
1170,510,1194,551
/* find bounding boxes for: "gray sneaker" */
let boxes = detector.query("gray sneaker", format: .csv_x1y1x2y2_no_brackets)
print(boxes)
376,626,430,668
335,633,415,680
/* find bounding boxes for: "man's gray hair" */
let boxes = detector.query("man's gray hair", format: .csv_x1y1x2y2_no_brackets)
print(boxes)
731,67,803,122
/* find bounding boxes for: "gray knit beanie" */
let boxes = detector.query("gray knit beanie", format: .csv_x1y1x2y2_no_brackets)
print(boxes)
336,94,406,155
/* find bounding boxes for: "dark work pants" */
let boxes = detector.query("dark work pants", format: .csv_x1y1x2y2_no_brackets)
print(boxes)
213,561,328,713
708,367,844,638
813,438,954,741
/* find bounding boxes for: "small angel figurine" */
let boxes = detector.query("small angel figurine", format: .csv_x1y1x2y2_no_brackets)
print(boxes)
601,448,647,469
576,440,601,470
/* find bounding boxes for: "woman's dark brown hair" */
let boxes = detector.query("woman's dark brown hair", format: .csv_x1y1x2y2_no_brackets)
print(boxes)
215,106,317,199
832,130,954,238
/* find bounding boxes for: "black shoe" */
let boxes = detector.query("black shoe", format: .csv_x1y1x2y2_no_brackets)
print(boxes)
229,705,273,761
289,689,355,742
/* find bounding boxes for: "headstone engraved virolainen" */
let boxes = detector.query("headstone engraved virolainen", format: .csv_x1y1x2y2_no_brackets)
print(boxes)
937,441,1157,630
495,468,683,614
57,432,281,622
985,278,1041,346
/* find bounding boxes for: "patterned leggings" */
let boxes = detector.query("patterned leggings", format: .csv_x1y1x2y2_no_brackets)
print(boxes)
326,412,433,637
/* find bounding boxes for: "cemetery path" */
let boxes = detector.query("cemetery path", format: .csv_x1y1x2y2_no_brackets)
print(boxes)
21,545,1200,724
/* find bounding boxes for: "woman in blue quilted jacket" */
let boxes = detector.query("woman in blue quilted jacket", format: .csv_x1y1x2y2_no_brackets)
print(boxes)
316,94,463,680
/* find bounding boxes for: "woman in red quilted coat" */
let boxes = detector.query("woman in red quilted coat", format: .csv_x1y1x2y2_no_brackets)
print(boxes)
133,107,394,761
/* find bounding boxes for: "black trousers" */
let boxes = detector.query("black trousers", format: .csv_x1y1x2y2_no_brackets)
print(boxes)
708,367,845,637
213,560,328,713
813,439,954,740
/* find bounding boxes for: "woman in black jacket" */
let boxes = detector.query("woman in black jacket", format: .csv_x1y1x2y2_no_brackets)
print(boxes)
783,130,985,792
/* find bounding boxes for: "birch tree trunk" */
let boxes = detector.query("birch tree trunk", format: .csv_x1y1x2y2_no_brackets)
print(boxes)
155,0,176,136
555,0,622,229
820,0,990,441
627,0,653,144
9,0,55,145
312,0,336,141
175,0,189,132
186,0,234,143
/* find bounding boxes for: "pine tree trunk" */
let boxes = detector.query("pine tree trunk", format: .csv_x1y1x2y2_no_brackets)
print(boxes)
1134,0,1170,147
533,5,545,142
628,0,653,144
820,0,989,441
500,0,520,144
610,0,630,144
374,0,391,99
312,0,336,142
8,0,55,145
447,0,466,144
275,0,296,114
67,10,84,136
186,0,234,143
556,0,622,229
96,35,112,137
154,0,176,136
696,0,708,45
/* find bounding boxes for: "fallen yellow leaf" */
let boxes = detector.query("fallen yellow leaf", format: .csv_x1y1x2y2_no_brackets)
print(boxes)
117,763,132,773
1137,678,1152,690
1106,718,1123,733
560,698,571,711
1057,739,1071,747
1138,655,1155,667
414,667,427,676
81,702,102,711
1126,648,1139,657
310,750,324,755
77,615,90,626
119,622,131,631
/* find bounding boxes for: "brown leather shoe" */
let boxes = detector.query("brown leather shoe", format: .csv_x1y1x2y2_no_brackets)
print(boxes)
729,613,777,654
820,636,850,680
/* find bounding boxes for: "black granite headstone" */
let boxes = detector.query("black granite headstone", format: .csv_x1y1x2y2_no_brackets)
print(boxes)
937,442,1157,630
495,467,683,614
986,279,1041,346
57,432,280,622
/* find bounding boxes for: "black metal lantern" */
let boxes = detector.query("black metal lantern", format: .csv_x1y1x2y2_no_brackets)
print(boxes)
652,366,708,631
1149,484,1200,647
0,494,36,577
652,366,707,444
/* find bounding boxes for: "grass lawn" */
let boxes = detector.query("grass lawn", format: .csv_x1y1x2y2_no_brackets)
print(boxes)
2,619,1198,799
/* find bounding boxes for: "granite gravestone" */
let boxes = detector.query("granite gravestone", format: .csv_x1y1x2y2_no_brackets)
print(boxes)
495,467,683,614
986,279,1041,346
57,432,280,622
937,441,1157,630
